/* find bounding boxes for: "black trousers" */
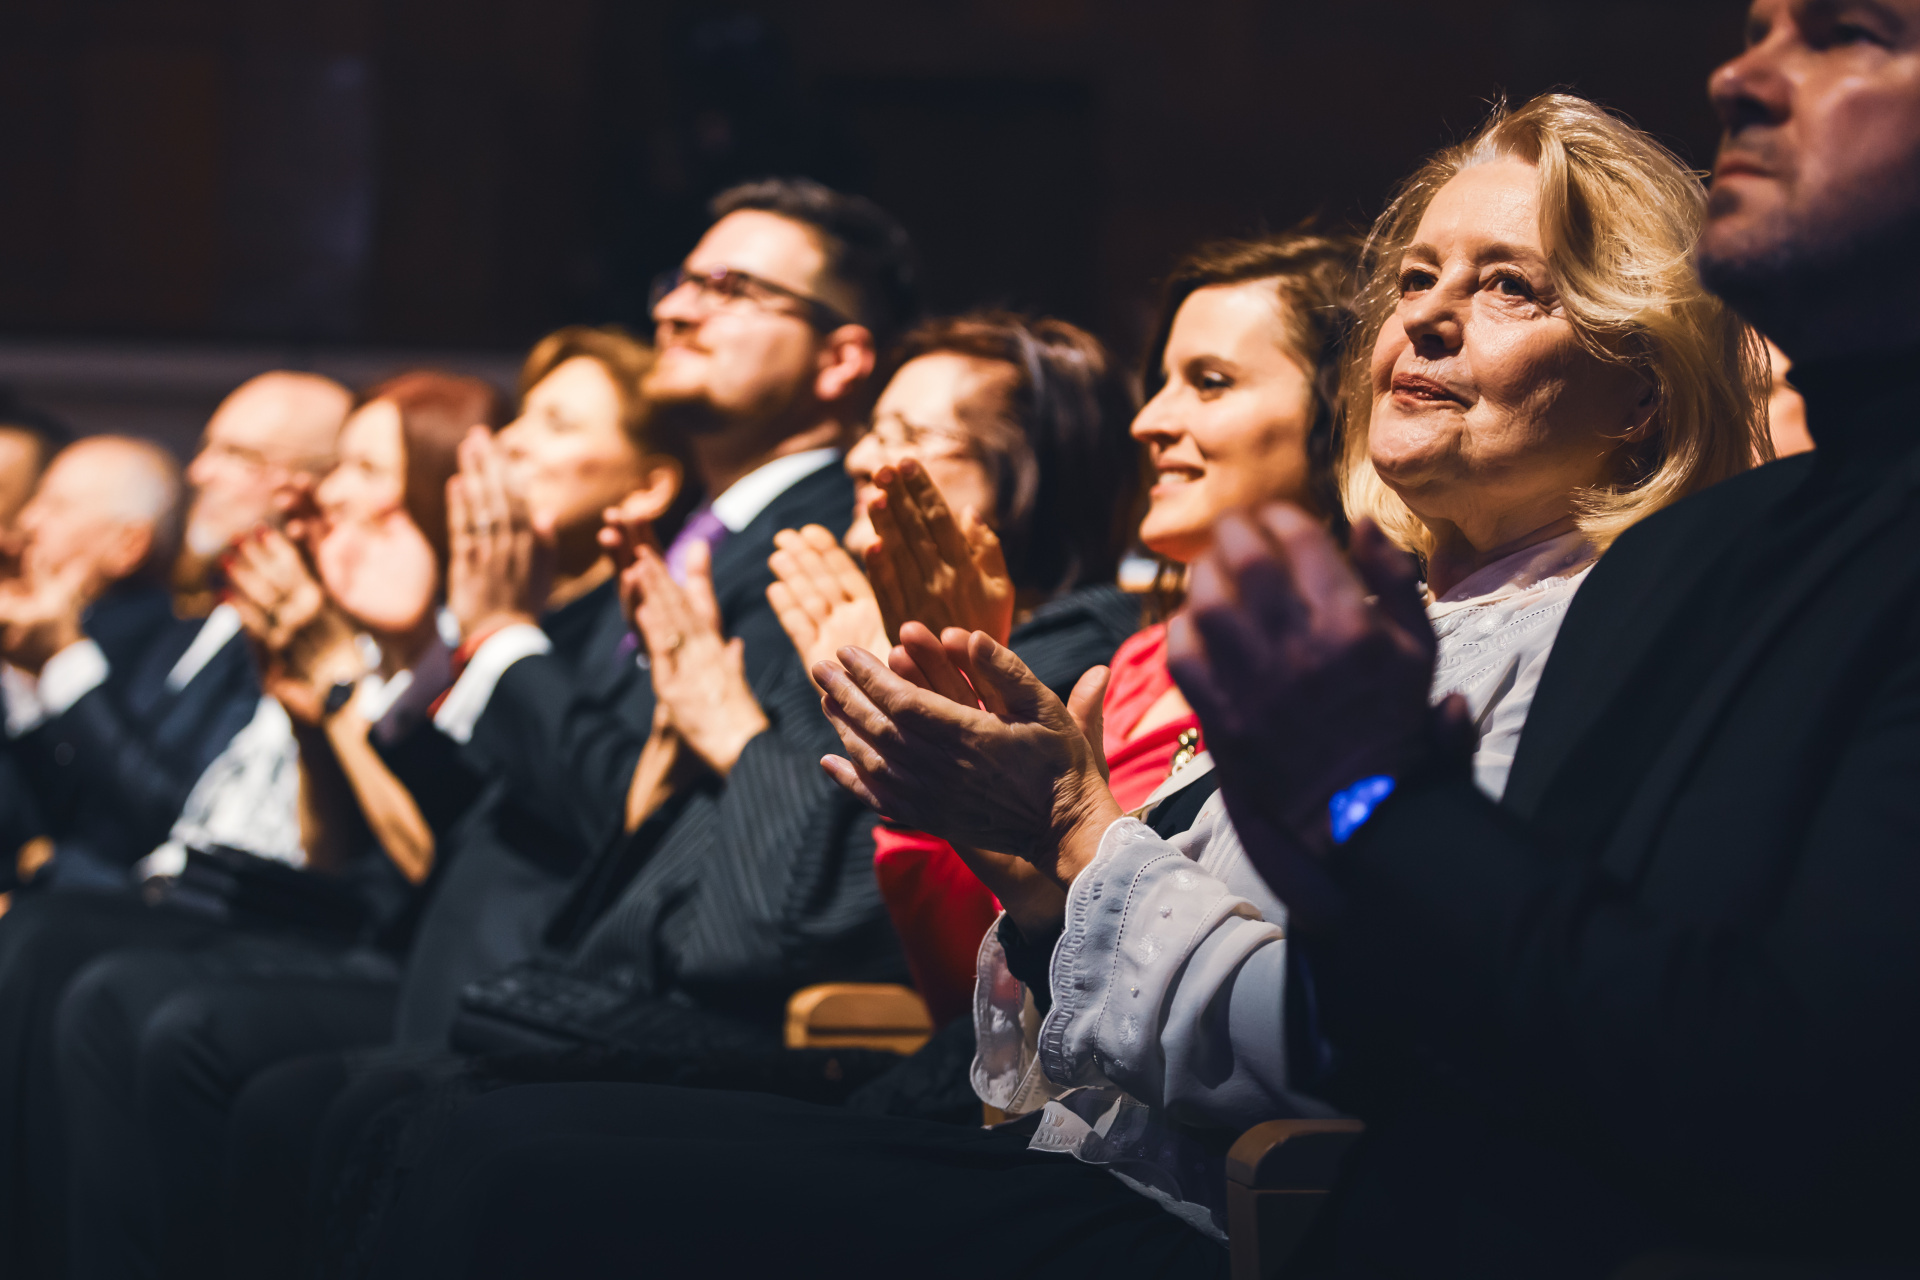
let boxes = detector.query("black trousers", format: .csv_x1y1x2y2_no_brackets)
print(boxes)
0,889,226,1280
365,1083,1231,1280
54,935,398,1280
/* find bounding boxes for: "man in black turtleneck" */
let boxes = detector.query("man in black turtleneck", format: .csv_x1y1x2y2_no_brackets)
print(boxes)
1158,2,1920,1277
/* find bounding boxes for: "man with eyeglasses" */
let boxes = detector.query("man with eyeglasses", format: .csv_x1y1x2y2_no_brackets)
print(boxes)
168,180,921,1280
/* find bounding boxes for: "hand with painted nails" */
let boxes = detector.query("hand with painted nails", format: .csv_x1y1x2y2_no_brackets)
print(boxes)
863,458,1015,646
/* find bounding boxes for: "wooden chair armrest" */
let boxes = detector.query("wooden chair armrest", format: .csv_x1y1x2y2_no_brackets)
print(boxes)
1226,1118,1365,1280
784,983,934,1055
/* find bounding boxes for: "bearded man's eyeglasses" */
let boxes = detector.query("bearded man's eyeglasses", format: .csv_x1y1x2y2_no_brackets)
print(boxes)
649,264,854,332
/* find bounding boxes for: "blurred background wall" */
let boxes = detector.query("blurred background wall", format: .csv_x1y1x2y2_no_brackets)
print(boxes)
0,0,1750,451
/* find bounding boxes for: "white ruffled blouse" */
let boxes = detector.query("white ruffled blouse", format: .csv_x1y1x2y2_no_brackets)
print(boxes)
970,530,1596,1239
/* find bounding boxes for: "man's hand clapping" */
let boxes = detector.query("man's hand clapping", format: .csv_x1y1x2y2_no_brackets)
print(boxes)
0,556,92,676
1165,506,1463,928
622,540,767,778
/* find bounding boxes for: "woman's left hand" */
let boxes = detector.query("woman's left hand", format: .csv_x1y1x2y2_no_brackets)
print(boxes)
814,622,1120,890
865,459,1015,645
623,539,768,777
226,528,363,723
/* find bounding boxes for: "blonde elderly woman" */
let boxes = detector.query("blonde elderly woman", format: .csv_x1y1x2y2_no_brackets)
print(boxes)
798,93,1763,1247
354,96,1764,1280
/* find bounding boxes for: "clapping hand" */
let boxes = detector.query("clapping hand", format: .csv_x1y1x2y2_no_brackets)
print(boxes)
0,555,92,676
1166,506,1465,929
447,426,551,642
623,540,767,777
226,528,363,724
767,524,890,690
814,623,1120,895
865,459,1015,645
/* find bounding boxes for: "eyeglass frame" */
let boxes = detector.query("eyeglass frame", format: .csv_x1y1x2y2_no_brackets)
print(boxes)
649,264,856,333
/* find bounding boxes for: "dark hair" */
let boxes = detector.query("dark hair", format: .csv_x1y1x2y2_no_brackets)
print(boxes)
0,387,72,475
883,311,1140,599
358,371,508,567
1143,230,1361,530
711,177,919,348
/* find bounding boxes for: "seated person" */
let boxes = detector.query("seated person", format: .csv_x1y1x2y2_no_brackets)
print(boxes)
0,392,69,893
358,92,1763,1280
217,178,922,1278
50,346,691,1280
0,373,350,1280
769,310,1144,1023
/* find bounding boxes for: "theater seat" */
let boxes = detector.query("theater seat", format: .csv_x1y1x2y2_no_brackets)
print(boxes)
784,983,934,1055
1226,1118,1366,1280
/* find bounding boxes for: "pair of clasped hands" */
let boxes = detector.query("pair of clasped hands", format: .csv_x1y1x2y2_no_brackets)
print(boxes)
803,502,1467,937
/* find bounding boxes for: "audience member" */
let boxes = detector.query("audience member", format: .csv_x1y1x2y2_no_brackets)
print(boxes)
1145,5,1920,1273
0,374,349,1280
1764,335,1814,457
353,91,1768,1280
0,392,69,895
199,178,921,1278
769,310,1142,1022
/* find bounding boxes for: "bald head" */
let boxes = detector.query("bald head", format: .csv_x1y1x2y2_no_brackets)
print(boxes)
19,436,185,587
184,370,350,559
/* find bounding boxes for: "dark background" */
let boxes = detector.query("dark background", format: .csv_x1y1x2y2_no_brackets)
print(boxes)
0,0,1753,366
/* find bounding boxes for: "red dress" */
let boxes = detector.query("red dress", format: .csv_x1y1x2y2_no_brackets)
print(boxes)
872,624,1202,1024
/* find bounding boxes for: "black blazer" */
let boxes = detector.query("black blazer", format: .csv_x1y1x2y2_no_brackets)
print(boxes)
11,586,258,884
380,580,643,1045
1305,379,1920,1276
459,459,913,1039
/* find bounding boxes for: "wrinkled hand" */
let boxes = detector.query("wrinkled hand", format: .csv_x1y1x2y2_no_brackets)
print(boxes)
814,623,1119,891
768,525,890,690
0,556,92,675
227,528,363,724
865,459,1015,645
625,540,767,777
447,426,551,641
1167,507,1459,926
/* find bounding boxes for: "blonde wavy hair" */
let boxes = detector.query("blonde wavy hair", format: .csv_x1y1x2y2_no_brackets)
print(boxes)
1339,93,1768,557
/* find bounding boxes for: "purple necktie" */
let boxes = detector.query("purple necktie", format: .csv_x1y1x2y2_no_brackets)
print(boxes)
662,505,729,585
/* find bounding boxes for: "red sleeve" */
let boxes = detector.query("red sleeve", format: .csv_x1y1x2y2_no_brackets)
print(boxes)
872,825,1002,1026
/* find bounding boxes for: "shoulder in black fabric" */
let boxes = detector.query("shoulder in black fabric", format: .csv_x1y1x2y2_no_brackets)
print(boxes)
1009,583,1141,702
1502,453,1817,819
537,577,633,702
708,462,854,628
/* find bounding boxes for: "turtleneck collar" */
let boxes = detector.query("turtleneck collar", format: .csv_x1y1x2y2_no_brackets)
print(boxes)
1785,345,1920,474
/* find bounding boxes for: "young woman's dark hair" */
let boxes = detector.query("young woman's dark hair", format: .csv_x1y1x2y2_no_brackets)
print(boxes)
358,371,508,566
711,177,920,347
883,311,1141,600
1142,231,1361,531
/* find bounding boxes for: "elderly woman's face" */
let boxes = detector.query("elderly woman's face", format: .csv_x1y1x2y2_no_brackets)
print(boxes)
1131,281,1318,565
1369,159,1651,551
844,353,1002,561
499,356,654,540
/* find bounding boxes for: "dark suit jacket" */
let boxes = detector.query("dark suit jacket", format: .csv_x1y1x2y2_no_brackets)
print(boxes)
11,585,257,885
458,459,911,1042
1306,369,1920,1277
380,580,643,1045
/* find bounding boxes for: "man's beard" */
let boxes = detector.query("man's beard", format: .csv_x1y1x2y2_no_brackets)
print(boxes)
1698,188,1920,357
645,389,733,437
